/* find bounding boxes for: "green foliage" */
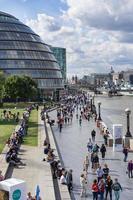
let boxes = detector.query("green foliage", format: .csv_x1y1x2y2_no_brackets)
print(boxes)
3,75,38,100
0,70,5,99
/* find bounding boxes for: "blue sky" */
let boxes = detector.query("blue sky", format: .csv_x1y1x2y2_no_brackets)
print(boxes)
0,0,68,20
1,0,133,77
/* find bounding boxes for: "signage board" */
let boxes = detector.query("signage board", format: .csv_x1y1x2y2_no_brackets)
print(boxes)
113,124,123,151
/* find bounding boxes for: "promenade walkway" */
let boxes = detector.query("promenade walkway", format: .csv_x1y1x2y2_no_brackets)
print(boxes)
11,110,55,199
50,110,133,200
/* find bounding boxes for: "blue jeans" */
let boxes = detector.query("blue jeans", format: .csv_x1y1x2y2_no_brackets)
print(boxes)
114,190,120,200
124,154,127,162
99,191,104,200
93,192,98,200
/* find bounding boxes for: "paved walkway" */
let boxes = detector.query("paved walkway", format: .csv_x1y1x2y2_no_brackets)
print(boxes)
50,110,133,200
11,110,55,200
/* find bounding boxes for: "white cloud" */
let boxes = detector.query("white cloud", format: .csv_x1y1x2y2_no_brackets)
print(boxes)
26,0,133,77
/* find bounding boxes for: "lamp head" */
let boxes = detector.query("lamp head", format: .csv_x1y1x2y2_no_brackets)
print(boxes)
97,101,101,105
125,108,131,115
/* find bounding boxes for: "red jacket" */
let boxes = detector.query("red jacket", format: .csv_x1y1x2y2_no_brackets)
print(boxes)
92,183,99,192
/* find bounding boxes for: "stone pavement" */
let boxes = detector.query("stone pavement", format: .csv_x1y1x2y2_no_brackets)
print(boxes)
11,110,55,200
49,110,133,200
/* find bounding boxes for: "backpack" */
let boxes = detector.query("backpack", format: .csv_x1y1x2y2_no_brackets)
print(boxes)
112,183,121,191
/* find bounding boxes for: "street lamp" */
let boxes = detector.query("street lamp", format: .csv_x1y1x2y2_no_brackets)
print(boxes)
90,98,93,112
92,95,95,105
97,101,102,120
125,108,132,137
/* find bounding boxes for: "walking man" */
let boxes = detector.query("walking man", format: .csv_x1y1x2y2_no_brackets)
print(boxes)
127,160,133,178
123,146,128,162
66,169,73,192
112,178,122,200
91,129,96,142
100,144,106,159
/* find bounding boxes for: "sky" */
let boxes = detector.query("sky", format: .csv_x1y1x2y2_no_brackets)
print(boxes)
1,0,133,77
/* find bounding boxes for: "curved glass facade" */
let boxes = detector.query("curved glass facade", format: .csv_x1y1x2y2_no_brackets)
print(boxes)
0,11,63,89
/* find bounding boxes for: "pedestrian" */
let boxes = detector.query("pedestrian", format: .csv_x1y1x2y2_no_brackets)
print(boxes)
0,170,4,181
91,129,96,142
112,178,122,200
103,164,109,180
79,115,82,126
96,165,104,182
92,153,99,172
80,173,87,197
127,160,133,178
87,138,93,153
98,179,105,200
92,179,99,200
105,175,113,200
59,117,64,132
103,133,108,146
83,155,90,175
66,169,73,192
92,143,100,153
123,146,128,162
27,192,34,200
100,144,106,159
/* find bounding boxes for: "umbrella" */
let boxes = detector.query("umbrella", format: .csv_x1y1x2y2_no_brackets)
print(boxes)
36,185,40,200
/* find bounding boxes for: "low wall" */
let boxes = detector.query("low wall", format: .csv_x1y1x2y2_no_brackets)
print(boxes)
46,122,71,200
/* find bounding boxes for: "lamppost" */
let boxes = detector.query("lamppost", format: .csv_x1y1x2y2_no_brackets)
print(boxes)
92,96,95,105
125,108,132,137
90,98,93,112
97,101,102,121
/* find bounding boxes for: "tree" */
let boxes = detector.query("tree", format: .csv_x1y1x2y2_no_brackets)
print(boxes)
0,70,6,100
3,75,38,101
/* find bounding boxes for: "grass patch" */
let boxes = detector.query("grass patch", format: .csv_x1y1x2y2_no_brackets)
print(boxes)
3,102,36,109
0,108,24,153
24,110,38,146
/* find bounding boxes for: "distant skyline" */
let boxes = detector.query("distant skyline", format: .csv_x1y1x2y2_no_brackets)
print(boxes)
1,0,133,77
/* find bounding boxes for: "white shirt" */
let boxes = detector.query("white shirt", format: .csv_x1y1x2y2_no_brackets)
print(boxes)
60,175,67,184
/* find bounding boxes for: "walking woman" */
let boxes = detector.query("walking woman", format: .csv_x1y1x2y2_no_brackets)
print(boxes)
98,179,105,200
80,173,87,197
92,179,99,200
83,155,90,175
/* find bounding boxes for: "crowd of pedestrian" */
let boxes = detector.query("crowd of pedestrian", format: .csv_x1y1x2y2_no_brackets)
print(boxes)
55,93,129,200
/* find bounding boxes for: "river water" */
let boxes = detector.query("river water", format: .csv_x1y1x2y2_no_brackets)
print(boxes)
95,95,133,135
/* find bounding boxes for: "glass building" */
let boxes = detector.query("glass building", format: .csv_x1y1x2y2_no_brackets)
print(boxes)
50,47,66,82
0,11,63,90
